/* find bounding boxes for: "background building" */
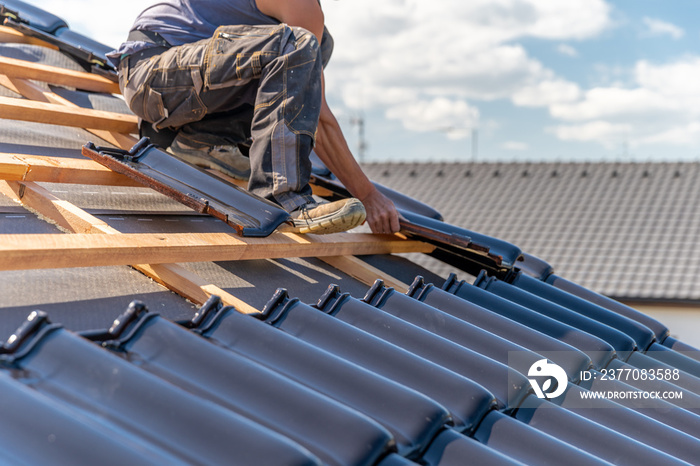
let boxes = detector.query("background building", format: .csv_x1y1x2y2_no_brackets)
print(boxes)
363,161,700,346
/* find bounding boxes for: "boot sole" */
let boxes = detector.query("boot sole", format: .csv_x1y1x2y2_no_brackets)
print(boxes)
279,199,367,235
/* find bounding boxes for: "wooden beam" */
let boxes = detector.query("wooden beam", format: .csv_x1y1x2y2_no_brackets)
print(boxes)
0,181,115,234
0,76,138,149
0,179,260,311
0,56,120,94
0,153,373,202
0,155,415,290
0,95,138,133
281,231,410,290
0,25,58,49
0,231,433,271
320,255,410,293
0,155,28,180
0,74,46,101
136,263,261,314
0,153,142,186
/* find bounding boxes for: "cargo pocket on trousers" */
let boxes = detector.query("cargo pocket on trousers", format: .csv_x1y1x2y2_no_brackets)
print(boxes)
136,86,168,128
204,25,282,90
151,86,207,130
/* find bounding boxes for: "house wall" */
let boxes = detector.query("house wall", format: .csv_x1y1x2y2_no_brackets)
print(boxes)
623,301,700,349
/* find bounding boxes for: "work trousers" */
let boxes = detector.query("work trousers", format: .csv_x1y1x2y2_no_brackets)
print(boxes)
119,24,323,211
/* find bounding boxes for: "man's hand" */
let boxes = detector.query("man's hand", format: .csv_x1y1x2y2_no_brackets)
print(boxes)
361,187,401,234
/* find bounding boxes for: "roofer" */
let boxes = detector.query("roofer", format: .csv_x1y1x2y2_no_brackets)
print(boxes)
108,0,400,235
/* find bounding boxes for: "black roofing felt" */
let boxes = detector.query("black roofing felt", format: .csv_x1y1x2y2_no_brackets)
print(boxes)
3,3,700,465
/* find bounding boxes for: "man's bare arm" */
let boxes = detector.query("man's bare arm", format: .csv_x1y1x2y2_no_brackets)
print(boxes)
256,0,400,233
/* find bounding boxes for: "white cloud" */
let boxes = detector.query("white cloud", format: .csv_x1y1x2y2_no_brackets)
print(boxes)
384,98,479,140
549,87,680,122
458,0,611,41
512,79,582,107
323,0,612,139
548,121,632,148
521,0,612,40
557,44,578,57
640,123,700,146
502,141,529,151
642,17,685,40
635,58,700,102
545,56,700,148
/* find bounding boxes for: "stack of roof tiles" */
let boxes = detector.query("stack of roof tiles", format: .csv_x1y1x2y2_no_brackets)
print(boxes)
2,1,700,465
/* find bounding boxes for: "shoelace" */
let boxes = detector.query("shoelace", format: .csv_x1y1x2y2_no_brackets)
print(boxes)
292,203,323,224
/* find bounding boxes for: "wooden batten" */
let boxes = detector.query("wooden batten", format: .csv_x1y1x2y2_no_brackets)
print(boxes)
0,56,120,94
0,96,138,133
0,231,433,271
0,76,138,149
0,179,260,312
0,153,142,187
0,25,58,49
0,153,422,289
320,255,411,293
0,180,114,234
0,38,422,304
138,263,261,314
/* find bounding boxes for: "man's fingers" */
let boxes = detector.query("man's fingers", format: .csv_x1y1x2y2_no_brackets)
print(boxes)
360,188,400,234
369,209,399,234
390,211,400,233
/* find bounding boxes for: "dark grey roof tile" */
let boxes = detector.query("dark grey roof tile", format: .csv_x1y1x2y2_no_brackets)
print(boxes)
191,300,450,459
0,371,178,465
420,428,523,466
474,273,638,358
474,410,609,465
259,290,499,428
515,395,689,465
0,313,322,465
103,308,394,466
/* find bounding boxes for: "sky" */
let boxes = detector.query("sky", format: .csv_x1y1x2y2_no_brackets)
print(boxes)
27,0,700,163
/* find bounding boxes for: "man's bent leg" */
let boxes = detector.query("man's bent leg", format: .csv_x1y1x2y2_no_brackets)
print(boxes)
121,26,321,210
242,26,323,211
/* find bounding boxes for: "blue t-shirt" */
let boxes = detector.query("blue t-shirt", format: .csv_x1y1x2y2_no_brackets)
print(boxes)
108,0,278,66
132,0,277,46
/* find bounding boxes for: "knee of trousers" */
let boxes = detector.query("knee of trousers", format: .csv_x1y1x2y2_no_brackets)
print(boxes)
283,25,322,71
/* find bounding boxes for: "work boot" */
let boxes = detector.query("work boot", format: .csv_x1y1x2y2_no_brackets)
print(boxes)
168,138,251,180
279,198,366,234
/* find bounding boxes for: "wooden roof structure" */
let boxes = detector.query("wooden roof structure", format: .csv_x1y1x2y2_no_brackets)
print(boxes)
0,24,436,313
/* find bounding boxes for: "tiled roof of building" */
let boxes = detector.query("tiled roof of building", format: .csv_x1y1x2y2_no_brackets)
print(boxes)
362,161,700,302
2,1,700,465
